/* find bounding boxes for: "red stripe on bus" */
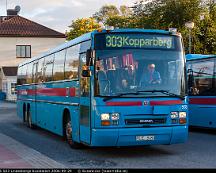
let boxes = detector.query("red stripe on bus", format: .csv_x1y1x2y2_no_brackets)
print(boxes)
150,100,183,106
18,88,77,97
106,101,142,106
189,98,216,105
69,88,76,97
37,88,67,96
27,90,36,95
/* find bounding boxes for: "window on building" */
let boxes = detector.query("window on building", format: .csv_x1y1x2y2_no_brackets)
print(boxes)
53,50,66,81
11,83,17,95
64,44,80,80
16,45,31,58
2,82,7,93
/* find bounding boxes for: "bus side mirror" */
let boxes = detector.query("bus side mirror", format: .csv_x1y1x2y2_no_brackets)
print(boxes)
82,65,91,77
86,49,95,66
82,70,91,77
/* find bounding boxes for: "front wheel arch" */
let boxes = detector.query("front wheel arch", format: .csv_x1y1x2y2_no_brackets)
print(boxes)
62,108,82,149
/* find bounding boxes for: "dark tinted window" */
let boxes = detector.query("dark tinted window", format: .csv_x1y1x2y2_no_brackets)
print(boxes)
53,50,66,81
65,44,80,80
44,55,54,82
188,58,216,96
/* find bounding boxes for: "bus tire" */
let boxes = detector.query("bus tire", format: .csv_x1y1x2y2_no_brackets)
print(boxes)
27,108,35,129
23,104,27,123
64,115,81,149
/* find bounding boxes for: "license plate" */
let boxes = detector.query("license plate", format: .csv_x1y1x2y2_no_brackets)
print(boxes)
136,136,155,141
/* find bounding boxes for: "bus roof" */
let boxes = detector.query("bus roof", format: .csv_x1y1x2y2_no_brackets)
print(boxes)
19,28,179,67
186,54,216,61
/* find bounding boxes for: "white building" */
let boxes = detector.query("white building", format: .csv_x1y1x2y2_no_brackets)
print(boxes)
0,8,66,101
0,67,17,101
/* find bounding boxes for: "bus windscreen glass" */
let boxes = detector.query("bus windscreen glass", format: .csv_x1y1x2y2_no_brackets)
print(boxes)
94,33,185,98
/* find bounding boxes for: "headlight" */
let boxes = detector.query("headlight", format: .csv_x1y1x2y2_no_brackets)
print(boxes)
171,112,178,119
111,113,120,120
101,113,110,121
179,112,187,118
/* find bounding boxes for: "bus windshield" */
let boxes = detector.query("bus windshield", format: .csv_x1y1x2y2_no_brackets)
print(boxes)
95,33,185,98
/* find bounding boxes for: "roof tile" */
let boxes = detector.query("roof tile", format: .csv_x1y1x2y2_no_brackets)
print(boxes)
0,16,66,38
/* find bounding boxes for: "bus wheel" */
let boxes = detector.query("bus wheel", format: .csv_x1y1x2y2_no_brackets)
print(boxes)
27,109,34,129
65,116,81,149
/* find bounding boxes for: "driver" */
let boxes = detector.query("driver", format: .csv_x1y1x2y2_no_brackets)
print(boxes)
140,63,161,86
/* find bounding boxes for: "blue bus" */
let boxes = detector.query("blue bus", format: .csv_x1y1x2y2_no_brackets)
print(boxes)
186,54,216,128
17,29,188,148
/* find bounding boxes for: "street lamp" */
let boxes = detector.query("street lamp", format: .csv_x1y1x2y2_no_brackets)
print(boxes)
185,21,195,54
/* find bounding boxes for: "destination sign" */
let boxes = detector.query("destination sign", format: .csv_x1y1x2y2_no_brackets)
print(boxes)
95,33,177,50
106,34,174,49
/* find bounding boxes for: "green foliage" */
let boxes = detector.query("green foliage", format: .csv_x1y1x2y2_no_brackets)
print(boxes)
66,18,101,40
93,5,120,23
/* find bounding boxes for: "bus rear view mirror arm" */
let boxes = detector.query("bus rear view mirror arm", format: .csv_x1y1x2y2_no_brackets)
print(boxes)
86,49,95,66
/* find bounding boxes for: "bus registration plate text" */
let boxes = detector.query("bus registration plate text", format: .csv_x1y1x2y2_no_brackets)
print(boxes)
136,136,155,141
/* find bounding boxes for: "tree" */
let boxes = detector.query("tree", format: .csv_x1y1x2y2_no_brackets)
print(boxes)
67,18,101,40
119,5,132,16
131,0,202,29
93,5,120,23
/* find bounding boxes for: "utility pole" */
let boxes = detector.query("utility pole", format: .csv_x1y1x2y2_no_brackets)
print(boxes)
185,21,195,54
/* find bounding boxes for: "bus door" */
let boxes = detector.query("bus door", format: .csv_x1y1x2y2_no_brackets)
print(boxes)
79,53,91,144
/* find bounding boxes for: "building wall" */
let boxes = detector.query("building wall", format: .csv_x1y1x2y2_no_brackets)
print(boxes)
2,76,17,101
0,37,65,67
0,37,65,100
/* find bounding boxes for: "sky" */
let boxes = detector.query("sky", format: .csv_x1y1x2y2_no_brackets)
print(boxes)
0,0,136,33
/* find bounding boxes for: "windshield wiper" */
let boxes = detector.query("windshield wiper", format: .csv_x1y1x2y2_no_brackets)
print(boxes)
103,92,139,102
103,90,185,102
137,90,185,100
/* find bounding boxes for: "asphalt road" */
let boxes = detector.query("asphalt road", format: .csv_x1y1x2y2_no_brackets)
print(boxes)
0,101,216,168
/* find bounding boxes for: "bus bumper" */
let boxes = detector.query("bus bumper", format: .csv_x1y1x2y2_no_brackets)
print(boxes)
91,126,188,147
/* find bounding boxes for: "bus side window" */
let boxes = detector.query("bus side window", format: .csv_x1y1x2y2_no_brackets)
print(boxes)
26,63,33,84
32,62,38,84
37,58,45,83
65,44,80,80
53,50,66,81
17,66,23,85
19,65,27,85
44,55,54,82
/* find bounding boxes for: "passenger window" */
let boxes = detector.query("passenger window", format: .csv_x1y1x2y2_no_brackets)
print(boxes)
37,58,45,83
80,40,91,53
17,65,27,85
65,44,80,80
53,50,66,81
44,55,54,82
26,63,33,84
